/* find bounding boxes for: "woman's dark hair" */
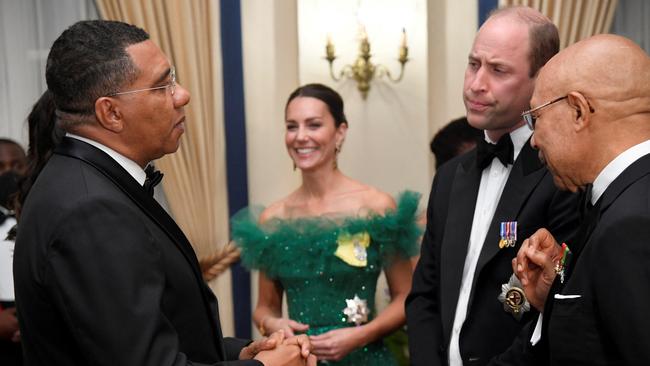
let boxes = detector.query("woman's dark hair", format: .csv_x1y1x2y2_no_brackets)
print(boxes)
285,83,348,127
15,90,64,218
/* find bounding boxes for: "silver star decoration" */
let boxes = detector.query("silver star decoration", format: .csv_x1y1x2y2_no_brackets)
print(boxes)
343,295,369,326
497,274,531,321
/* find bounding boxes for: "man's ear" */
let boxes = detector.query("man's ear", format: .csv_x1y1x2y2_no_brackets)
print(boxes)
567,91,592,132
94,97,124,133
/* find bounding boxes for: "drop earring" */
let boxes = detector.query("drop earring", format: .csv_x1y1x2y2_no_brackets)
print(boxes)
334,145,341,170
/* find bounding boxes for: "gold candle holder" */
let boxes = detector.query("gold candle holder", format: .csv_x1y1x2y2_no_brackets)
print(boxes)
324,28,409,100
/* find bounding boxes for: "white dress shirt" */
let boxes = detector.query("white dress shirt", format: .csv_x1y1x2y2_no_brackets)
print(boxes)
67,133,147,185
449,125,532,366
530,139,650,346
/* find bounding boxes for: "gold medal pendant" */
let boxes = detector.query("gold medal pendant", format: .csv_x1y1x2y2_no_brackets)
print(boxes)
498,274,530,320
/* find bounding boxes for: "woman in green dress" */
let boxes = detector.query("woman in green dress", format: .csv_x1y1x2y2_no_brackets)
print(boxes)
232,84,421,365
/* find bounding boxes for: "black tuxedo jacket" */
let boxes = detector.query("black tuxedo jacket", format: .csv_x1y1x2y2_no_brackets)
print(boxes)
14,138,260,366
406,140,579,366
533,153,650,365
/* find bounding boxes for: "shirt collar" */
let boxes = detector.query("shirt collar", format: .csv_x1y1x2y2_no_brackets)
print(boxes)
484,124,532,162
66,133,148,186
591,140,650,204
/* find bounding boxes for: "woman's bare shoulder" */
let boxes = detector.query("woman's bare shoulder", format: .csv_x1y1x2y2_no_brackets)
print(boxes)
259,188,312,223
343,179,395,215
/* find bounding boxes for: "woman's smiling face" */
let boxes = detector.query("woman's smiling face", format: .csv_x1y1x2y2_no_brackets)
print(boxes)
284,96,346,172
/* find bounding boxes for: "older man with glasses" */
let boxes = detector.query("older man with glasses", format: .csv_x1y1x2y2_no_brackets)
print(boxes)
14,20,315,366
513,34,650,365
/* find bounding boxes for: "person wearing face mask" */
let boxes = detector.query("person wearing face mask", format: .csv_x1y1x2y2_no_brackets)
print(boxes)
231,83,422,365
0,139,26,366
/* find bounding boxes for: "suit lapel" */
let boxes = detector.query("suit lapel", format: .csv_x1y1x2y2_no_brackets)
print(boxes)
567,153,650,277
469,141,545,304
440,152,482,339
56,138,225,358
544,153,650,341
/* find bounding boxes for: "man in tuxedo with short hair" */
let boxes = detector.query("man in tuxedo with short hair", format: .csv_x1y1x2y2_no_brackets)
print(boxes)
14,20,314,366
406,7,579,366
514,34,650,365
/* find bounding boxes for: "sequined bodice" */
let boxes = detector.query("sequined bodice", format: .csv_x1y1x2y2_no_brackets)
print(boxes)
282,237,382,332
232,191,422,365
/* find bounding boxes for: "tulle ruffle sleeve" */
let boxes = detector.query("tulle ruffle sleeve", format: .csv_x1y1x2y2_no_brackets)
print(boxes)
368,190,422,261
231,207,338,278
231,190,423,277
230,206,275,274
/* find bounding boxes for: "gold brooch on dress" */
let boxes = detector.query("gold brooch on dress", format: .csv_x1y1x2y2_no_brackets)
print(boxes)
335,231,370,267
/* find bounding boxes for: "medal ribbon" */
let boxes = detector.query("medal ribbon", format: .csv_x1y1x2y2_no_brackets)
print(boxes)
559,243,571,268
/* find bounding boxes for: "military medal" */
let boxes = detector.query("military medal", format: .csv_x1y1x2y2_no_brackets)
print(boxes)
498,274,530,320
499,221,517,248
554,243,572,283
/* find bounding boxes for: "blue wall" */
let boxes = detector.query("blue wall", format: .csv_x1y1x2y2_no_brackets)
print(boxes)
479,0,499,26
220,0,252,339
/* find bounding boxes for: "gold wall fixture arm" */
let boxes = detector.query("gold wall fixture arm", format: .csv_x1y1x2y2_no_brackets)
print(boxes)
324,29,409,100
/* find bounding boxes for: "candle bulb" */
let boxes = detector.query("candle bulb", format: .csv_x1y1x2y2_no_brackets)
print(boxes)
399,28,408,63
325,34,336,61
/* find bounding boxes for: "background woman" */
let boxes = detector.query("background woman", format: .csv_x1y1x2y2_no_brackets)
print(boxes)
232,83,421,365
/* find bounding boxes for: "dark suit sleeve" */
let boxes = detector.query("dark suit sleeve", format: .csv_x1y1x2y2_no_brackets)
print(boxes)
592,216,650,363
406,174,445,366
486,318,545,366
46,198,260,366
223,338,254,361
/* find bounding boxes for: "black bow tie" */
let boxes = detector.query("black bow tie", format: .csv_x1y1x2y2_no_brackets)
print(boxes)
476,134,514,170
143,165,163,196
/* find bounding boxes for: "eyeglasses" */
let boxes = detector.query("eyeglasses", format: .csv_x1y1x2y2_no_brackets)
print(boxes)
521,95,567,130
106,66,176,97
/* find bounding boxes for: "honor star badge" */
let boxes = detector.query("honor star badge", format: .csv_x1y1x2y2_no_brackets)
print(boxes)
342,295,369,326
498,274,530,320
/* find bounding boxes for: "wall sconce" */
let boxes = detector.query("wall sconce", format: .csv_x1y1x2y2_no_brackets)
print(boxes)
325,28,409,99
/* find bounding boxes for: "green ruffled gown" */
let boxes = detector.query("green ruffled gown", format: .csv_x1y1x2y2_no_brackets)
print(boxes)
231,191,422,366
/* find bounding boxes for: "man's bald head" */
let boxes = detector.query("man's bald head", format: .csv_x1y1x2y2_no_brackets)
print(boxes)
531,34,650,191
538,34,650,117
